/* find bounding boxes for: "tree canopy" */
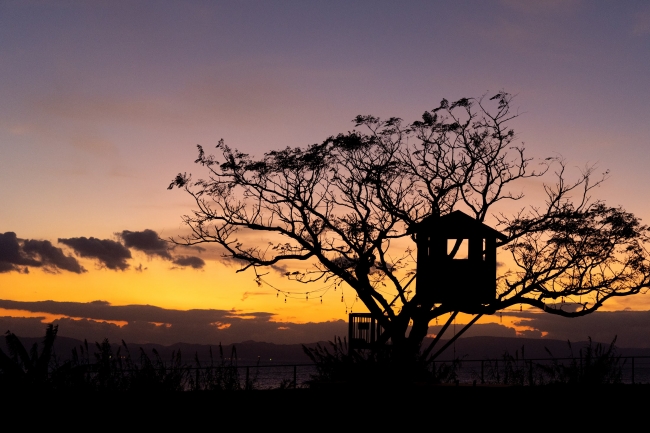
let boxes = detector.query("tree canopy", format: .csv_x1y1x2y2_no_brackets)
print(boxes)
169,92,650,360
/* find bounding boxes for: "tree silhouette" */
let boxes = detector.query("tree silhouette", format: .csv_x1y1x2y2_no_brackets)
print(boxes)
169,92,650,363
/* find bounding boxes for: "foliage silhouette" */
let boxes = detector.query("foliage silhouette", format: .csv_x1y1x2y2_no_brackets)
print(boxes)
476,338,624,386
479,346,534,386
302,337,459,387
169,91,650,365
538,337,624,385
189,344,254,391
0,324,57,390
0,326,260,392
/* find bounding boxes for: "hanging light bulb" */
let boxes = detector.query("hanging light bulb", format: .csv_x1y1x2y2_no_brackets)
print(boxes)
306,293,309,300
320,297,322,304
341,295,344,302
276,292,279,298
284,297,287,303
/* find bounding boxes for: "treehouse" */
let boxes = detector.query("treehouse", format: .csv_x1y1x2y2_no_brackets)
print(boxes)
408,210,507,307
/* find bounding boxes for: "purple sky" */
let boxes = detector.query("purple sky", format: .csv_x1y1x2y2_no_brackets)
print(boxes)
1,1,650,346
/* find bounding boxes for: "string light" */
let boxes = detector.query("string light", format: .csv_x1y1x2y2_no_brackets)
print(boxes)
258,272,540,324
256,276,335,301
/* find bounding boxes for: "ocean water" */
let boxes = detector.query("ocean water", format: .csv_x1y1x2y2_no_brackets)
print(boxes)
244,356,650,388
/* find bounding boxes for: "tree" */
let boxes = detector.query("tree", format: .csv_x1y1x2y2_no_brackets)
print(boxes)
168,92,650,364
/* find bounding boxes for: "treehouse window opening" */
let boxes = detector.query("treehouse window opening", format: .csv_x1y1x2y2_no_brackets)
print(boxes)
447,239,469,260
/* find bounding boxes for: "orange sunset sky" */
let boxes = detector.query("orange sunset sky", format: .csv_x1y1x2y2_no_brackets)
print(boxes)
2,1,650,346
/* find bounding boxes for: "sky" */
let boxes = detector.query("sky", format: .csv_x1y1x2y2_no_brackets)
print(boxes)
2,0,650,346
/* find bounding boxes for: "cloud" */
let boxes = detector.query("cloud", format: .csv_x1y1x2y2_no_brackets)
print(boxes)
118,229,207,270
0,261,28,273
58,237,131,270
428,322,518,339
22,239,86,274
219,255,252,268
171,255,205,269
0,232,40,271
177,244,206,253
0,232,84,274
1,229,204,273
4,298,650,348
118,229,172,259
0,299,347,345
503,310,650,348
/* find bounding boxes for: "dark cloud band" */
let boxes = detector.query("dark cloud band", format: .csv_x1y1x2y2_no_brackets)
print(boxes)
1,299,650,348
0,299,343,345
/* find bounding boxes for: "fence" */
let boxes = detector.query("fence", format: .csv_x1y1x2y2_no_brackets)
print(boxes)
5,357,649,390
234,364,317,389
430,356,650,386
214,355,650,388
113,356,650,389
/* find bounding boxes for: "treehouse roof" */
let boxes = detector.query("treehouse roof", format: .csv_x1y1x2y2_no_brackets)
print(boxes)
408,210,507,241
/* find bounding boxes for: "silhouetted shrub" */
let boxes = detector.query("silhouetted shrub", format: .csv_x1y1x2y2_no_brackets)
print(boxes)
188,344,256,391
479,346,536,386
302,337,460,387
0,324,58,391
0,326,258,392
478,338,624,386
538,337,624,385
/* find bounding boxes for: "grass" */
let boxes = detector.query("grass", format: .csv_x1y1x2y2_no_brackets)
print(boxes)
0,324,258,392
